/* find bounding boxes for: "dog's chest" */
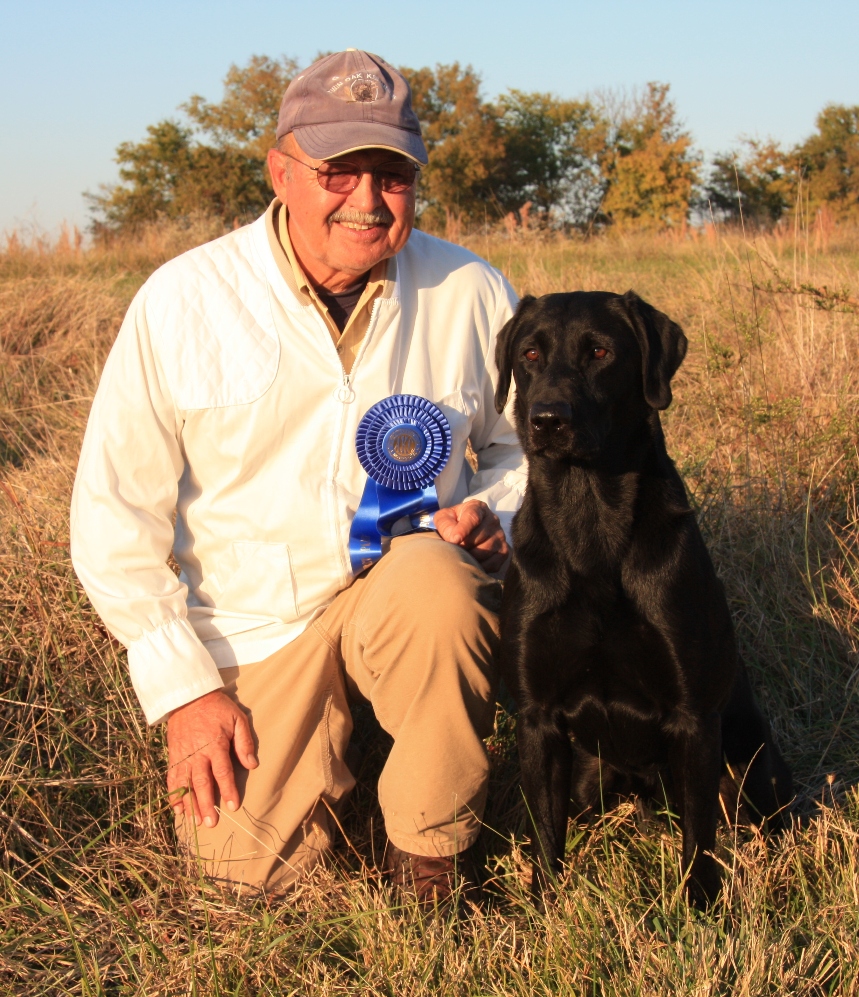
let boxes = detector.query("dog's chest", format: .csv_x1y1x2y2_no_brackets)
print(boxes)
521,591,685,739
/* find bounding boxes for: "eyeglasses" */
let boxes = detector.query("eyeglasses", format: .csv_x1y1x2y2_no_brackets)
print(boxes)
283,153,420,194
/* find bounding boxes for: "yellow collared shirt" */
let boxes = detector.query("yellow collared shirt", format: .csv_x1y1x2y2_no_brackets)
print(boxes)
265,200,391,373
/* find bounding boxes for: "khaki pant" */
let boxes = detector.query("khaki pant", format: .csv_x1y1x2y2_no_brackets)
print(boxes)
177,533,501,894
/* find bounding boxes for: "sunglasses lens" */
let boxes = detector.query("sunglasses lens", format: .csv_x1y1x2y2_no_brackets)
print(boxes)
316,162,419,194
375,164,418,192
317,166,360,193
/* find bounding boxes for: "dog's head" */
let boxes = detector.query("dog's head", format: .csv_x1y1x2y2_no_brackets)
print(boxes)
494,291,687,462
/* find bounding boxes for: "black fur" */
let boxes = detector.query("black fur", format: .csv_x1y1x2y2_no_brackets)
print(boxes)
496,290,793,907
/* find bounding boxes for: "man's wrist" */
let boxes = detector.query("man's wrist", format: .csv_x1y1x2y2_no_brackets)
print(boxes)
167,687,228,720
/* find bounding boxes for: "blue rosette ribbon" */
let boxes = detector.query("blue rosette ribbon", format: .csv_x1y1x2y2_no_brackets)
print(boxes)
349,394,452,575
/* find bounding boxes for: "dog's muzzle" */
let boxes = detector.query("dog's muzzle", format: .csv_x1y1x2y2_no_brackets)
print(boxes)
527,400,601,459
529,401,573,435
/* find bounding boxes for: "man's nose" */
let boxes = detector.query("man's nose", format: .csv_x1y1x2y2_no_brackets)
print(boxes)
347,169,384,210
529,401,573,433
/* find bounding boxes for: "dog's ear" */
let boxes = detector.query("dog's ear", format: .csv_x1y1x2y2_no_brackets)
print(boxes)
621,290,688,410
494,295,538,413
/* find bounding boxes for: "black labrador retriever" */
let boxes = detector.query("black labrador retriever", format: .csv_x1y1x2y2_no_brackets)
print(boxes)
495,290,793,907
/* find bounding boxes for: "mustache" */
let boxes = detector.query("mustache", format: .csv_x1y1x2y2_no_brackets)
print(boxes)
328,206,394,227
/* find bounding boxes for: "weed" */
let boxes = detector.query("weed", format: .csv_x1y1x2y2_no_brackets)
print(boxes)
1,219,858,994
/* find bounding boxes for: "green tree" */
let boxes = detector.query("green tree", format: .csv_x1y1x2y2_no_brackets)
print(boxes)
88,120,195,231
494,90,604,224
401,63,505,228
703,138,791,225
596,83,700,232
401,65,606,229
793,103,859,219
89,55,296,234
89,55,711,239
703,104,859,228
183,54,299,163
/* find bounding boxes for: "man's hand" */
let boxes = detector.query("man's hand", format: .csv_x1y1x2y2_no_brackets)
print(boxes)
166,689,258,828
434,500,510,573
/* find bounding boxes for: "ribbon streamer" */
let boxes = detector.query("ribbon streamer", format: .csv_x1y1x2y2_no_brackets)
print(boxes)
349,395,452,575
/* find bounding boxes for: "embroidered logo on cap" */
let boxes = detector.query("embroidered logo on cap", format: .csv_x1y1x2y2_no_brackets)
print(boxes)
351,79,379,102
327,73,389,103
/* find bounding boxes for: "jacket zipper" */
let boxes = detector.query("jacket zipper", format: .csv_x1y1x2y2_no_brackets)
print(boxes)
330,297,383,584
336,371,355,403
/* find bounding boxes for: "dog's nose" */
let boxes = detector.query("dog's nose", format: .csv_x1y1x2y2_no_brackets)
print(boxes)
529,401,573,433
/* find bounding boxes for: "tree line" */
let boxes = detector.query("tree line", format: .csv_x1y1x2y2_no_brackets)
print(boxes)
88,55,859,237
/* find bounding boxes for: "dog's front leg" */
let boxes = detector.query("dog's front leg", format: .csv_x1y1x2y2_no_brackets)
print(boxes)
517,712,572,898
669,713,722,908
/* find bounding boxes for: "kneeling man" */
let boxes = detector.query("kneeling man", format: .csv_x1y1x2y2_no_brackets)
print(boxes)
71,49,524,900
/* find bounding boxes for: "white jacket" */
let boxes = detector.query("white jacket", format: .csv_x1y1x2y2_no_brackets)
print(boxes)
70,215,525,724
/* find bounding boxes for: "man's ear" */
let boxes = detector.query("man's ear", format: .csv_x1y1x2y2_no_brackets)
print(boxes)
620,290,688,410
494,295,537,413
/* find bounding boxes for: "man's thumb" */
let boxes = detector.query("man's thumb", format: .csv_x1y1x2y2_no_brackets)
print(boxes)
435,509,467,543
434,507,462,544
233,712,258,769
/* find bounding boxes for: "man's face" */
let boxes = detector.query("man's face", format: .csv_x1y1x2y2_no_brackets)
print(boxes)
267,138,417,291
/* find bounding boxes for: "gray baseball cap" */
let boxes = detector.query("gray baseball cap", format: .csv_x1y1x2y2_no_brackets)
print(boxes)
276,50,428,166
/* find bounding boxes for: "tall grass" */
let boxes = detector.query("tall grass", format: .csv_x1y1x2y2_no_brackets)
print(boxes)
1,218,858,995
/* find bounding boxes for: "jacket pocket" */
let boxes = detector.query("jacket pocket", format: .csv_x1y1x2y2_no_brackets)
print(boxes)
209,541,300,622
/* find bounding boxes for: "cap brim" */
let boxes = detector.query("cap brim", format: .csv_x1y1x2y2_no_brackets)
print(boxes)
292,122,428,166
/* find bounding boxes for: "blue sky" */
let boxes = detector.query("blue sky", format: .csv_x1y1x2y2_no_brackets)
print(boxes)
1,0,857,236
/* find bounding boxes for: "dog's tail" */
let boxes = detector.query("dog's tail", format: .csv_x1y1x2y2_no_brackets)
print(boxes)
719,661,794,830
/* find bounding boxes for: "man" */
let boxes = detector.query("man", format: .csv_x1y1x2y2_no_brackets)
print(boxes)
71,49,524,900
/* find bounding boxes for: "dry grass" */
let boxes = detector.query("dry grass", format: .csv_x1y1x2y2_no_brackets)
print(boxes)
1,217,858,995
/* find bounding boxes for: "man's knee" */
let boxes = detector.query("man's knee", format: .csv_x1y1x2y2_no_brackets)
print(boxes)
374,532,502,635
342,534,500,799
353,533,501,727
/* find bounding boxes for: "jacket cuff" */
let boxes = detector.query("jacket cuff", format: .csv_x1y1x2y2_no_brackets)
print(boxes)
467,469,527,545
127,617,224,725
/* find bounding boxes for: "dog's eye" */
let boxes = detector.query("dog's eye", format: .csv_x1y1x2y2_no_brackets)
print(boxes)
593,348,608,360
524,349,540,362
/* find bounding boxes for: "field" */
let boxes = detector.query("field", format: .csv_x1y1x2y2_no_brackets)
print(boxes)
1,216,858,995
